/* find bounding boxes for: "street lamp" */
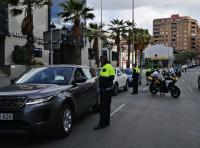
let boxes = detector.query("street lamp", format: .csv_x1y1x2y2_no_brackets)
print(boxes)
100,0,103,55
132,0,135,68
50,23,56,65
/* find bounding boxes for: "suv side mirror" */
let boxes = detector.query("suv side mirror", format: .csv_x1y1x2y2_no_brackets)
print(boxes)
76,77,87,83
72,77,87,85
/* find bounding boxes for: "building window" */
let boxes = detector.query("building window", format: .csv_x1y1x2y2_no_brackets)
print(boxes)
102,50,107,57
112,51,118,61
33,48,42,57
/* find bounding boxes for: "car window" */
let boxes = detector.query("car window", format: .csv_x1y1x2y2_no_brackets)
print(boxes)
90,68,96,77
74,68,86,81
117,69,123,76
16,67,74,85
96,68,101,76
82,68,92,79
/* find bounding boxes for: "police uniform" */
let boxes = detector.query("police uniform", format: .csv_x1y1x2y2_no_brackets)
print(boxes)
98,63,115,128
146,68,152,86
132,67,140,94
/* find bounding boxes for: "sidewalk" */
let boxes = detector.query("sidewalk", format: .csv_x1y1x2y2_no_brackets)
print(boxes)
0,76,10,88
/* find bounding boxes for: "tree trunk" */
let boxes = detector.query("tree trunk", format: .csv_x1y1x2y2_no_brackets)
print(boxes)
74,36,81,65
93,38,99,67
26,3,34,65
117,44,120,67
135,49,137,66
127,44,131,68
140,50,143,67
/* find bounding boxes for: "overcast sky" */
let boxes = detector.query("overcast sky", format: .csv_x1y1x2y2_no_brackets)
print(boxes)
87,0,200,35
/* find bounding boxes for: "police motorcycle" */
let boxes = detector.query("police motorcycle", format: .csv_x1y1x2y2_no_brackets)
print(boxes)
147,69,181,98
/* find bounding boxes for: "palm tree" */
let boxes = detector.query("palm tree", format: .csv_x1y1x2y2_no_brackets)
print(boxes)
122,20,135,68
134,28,150,66
108,19,125,67
59,0,95,65
0,0,50,65
85,23,106,67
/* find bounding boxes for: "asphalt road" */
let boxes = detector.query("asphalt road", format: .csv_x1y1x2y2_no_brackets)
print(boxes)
0,68,200,148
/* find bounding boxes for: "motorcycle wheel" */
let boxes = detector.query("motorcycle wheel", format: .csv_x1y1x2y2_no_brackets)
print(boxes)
170,86,180,99
149,83,158,95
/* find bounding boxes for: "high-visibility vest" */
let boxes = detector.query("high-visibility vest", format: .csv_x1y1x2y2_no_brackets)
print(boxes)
100,63,115,77
134,67,140,73
147,68,151,72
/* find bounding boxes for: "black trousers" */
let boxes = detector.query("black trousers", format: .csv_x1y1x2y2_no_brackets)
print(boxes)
132,78,139,93
99,90,112,126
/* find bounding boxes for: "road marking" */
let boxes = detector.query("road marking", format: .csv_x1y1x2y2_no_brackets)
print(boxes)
187,86,193,93
142,86,148,91
111,104,126,117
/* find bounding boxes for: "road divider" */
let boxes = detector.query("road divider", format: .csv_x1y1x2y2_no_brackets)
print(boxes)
111,104,126,117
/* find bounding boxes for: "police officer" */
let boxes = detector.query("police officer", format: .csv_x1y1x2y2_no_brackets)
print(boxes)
131,64,140,94
145,67,152,86
94,55,115,130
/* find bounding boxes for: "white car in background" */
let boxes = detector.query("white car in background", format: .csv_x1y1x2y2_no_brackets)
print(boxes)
96,67,129,96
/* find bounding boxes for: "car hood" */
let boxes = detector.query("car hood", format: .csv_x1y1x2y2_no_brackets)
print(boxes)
0,84,71,99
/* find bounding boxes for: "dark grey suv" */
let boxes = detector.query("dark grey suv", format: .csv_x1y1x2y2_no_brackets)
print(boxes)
0,65,99,137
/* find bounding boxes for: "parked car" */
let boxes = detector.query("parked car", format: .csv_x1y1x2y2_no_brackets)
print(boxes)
0,65,99,137
124,68,142,87
96,67,129,95
181,64,188,69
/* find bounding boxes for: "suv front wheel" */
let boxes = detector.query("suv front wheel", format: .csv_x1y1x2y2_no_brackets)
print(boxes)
56,104,73,138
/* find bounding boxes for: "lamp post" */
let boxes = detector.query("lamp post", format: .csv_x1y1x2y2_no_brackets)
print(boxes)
100,0,103,55
50,23,56,65
132,0,135,68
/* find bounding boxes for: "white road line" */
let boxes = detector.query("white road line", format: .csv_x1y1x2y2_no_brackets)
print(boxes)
142,86,148,91
111,104,126,117
187,86,193,93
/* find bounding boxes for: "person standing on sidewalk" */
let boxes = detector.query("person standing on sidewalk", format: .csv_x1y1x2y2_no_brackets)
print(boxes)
94,55,115,130
131,64,140,94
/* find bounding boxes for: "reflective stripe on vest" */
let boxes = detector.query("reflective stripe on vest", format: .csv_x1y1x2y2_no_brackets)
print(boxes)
100,63,115,77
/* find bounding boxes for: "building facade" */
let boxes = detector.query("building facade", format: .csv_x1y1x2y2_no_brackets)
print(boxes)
50,0,119,68
153,14,200,54
144,44,174,68
0,4,49,66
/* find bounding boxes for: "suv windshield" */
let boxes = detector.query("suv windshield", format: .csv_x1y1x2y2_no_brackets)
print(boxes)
16,67,74,85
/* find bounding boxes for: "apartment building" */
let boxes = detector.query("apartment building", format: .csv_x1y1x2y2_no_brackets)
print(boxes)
153,14,200,54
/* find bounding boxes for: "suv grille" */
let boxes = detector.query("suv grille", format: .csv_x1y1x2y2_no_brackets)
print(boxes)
0,96,27,109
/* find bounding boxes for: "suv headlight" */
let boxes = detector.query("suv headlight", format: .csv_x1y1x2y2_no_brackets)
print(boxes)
26,96,54,105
